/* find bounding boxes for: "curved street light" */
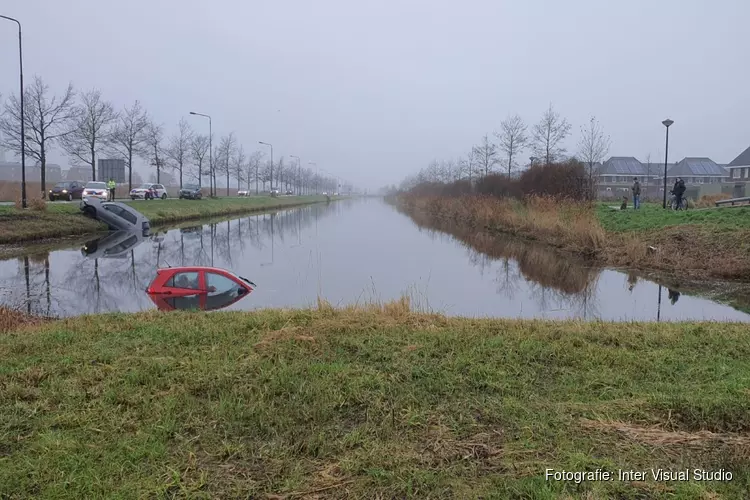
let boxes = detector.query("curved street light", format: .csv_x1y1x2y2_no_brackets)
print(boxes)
189,111,212,196
1,14,26,208
661,119,674,209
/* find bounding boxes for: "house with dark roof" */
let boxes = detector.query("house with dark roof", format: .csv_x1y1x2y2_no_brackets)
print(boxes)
594,157,658,196
665,157,728,185
727,145,750,183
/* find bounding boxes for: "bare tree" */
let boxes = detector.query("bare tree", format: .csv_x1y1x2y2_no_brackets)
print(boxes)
532,104,572,165
232,143,246,192
457,150,477,183
216,133,236,195
472,134,500,177
166,118,193,189
0,77,77,197
276,156,286,191
144,121,166,185
496,114,528,177
60,89,118,182
246,150,264,194
189,134,210,188
260,159,273,191
577,116,610,182
108,100,149,191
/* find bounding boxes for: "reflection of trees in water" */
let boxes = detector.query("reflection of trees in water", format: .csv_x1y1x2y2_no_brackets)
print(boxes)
405,209,602,317
8,252,54,316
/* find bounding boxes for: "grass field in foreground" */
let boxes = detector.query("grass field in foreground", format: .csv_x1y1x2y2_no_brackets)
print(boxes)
2,302,750,499
0,196,329,244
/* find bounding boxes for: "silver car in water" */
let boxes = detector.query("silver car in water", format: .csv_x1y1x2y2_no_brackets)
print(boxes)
80,197,150,235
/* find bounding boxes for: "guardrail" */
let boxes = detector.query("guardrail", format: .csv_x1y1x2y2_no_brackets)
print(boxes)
715,196,750,207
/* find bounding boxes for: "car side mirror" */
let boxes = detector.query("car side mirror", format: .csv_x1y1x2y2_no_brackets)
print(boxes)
237,288,246,295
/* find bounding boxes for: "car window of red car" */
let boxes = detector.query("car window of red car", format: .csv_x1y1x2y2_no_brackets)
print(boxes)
166,271,200,289
205,272,240,295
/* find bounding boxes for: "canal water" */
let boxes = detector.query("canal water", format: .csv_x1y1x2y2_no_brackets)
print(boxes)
2,197,749,321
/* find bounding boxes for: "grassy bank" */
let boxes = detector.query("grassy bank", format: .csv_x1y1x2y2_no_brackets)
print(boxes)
0,196,330,245
2,303,749,498
396,195,750,281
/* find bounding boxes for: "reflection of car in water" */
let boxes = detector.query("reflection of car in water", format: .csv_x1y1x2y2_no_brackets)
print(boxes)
146,266,256,311
81,230,146,259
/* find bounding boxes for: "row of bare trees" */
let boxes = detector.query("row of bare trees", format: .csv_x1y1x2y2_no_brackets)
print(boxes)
398,104,610,192
0,76,342,197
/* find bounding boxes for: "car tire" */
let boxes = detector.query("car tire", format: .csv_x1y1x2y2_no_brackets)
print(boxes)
67,193,73,201
83,206,96,218
161,193,167,200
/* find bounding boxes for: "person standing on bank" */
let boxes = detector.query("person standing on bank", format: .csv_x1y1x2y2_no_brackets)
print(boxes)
631,177,641,209
107,178,116,201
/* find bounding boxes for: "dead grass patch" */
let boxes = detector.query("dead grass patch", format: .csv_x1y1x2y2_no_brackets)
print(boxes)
0,306,49,333
580,418,750,449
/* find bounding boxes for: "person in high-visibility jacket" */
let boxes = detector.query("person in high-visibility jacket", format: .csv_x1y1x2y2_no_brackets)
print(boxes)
107,178,116,201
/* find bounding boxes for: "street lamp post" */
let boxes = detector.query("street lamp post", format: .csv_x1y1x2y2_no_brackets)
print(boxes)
661,119,674,209
259,142,273,192
529,156,536,169
1,15,26,209
189,111,212,196
290,155,301,195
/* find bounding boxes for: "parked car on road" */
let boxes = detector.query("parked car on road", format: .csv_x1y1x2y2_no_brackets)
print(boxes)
130,183,167,200
237,190,249,196
285,190,293,195
146,266,256,311
80,230,146,259
82,181,109,201
49,181,84,201
179,184,202,200
80,197,150,235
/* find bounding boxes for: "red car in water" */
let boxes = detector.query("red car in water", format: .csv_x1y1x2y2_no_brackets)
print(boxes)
146,266,256,311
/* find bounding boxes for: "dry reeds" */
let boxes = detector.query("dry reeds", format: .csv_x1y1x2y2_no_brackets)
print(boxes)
11,194,47,211
401,194,606,255
0,306,48,333
695,193,732,208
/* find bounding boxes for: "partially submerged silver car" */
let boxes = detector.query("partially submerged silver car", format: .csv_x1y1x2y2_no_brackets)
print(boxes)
80,197,150,235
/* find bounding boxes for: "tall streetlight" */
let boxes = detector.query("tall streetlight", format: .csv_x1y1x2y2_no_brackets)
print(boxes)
661,119,674,209
529,156,536,169
259,142,273,191
1,15,26,209
309,162,317,194
290,155,301,195
189,111,212,196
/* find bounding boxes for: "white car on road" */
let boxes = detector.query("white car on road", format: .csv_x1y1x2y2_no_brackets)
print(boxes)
82,181,109,201
130,183,167,200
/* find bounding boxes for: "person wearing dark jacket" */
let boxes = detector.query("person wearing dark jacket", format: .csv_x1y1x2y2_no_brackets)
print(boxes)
631,177,641,209
672,178,686,209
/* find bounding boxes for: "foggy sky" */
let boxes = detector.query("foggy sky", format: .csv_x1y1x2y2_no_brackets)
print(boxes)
1,0,748,190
